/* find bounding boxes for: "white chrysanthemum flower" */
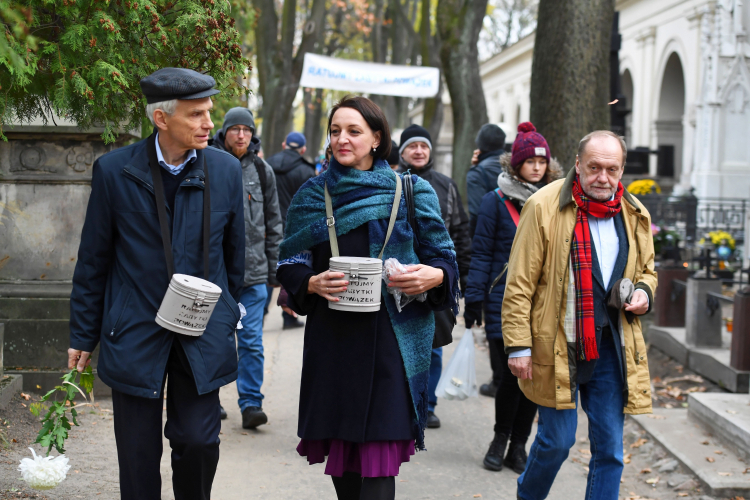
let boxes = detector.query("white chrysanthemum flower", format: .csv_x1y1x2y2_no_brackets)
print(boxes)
18,448,70,490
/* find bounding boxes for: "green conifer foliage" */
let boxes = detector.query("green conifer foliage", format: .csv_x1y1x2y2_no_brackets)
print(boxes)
1,0,251,142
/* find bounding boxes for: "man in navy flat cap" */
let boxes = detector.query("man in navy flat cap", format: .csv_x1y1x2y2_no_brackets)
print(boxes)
68,67,245,500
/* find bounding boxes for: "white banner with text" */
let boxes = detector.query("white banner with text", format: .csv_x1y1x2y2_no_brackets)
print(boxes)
300,53,440,98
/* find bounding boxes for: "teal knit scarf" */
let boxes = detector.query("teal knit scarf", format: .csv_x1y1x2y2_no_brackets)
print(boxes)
279,158,459,450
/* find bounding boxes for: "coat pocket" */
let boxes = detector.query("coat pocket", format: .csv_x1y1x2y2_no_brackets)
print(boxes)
103,285,133,341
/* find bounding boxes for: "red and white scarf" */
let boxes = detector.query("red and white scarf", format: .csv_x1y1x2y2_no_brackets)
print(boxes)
570,177,624,361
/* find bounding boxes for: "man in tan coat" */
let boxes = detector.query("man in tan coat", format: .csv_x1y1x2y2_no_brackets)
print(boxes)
502,131,657,499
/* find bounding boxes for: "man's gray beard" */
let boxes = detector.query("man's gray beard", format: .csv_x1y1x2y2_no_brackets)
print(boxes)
231,144,248,158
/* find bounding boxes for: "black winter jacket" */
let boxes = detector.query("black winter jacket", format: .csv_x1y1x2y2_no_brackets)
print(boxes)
266,149,316,230
401,160,471,286
466,150,504,237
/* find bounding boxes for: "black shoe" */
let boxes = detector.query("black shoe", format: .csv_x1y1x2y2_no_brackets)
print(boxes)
503,441,529,474
219,405,227,420
242,406,268,429
483,432,509,471
282,317,304,330
426,411,441,429
479,381,498,398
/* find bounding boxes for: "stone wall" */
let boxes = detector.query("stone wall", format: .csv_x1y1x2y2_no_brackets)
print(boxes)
0,124,135,396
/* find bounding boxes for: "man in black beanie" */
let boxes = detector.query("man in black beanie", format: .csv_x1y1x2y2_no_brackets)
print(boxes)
211,107,282,429
467,124,507,238
465,123,507,399
398,123,471,430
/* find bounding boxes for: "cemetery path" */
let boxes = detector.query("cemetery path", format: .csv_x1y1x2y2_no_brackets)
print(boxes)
0,303,726,499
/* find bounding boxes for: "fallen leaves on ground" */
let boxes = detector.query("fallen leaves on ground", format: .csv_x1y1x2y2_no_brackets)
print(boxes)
718,472,733,476
623,453,632,464
701,440,710,445
19,393,31,401
714,450,723,454
630,438,648,448
646,414,666,420
706,457,715,463
640,468,652,474
645,476,660,485
578,449,591,456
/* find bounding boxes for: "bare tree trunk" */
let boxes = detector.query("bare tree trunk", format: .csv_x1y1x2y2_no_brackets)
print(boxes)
420,0,444,144
437,0,488,199
303,87,324,162
252,0,326,157
530,0,615,170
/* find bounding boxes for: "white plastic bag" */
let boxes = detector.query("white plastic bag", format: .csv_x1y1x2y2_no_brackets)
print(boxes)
381,258,427,312
434,328,478,400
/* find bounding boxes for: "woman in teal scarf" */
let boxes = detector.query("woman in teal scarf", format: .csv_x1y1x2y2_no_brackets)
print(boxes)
277,96,459,500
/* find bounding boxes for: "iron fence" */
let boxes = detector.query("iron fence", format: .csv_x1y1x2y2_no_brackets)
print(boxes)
636,194,747,247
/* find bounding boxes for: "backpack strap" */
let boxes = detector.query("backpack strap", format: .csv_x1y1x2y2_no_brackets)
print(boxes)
252,155,268,228
494,188,520,227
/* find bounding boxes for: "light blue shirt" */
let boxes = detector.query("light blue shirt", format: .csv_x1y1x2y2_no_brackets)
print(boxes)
155,133,197,175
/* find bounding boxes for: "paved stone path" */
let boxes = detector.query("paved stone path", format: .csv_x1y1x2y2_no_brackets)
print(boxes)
3,300,717,499
159,303,588,500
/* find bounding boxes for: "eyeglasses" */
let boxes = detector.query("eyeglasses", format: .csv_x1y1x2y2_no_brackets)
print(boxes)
227,126,253,135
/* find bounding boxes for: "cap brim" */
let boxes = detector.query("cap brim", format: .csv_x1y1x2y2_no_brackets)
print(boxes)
180,88,220,100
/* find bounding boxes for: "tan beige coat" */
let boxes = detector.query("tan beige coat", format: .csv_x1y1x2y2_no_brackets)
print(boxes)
502,168,657,414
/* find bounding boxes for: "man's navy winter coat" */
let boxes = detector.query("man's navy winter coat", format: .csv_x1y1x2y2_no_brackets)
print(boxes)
464,190,518,341
69,136,245,399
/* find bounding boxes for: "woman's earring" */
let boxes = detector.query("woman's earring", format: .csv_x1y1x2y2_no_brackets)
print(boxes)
370,146,377,156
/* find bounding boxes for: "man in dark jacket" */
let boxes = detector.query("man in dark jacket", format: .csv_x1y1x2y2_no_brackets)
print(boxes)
266,132,316,228
466,124,507,237
399,124,471,429
212,107,283,429
266,132,316,329
465,123,507,399
68,68,245,500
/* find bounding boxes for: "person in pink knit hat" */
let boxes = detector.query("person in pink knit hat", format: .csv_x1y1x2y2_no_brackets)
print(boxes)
465,121,562,475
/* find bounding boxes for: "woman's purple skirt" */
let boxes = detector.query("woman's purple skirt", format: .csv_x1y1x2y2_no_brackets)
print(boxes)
297,438,415,477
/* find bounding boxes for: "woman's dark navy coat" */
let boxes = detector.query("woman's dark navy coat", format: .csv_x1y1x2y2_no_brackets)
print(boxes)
464,190,518,341
69,137,245,399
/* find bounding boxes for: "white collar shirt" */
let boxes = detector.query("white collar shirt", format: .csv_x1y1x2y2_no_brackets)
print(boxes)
155,133,197,175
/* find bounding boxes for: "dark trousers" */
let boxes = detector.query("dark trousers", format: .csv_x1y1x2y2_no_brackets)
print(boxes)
490,338,537,445
332,472,396,500
112,340,221,500
488,337,503,386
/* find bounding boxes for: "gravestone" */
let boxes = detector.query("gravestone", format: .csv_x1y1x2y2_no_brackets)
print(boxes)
685,277,723,347
0,121,136,396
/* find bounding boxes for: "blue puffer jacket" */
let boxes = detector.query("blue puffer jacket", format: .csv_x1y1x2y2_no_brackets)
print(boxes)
464,153,562,340
464,190,519,340
70,135,245,398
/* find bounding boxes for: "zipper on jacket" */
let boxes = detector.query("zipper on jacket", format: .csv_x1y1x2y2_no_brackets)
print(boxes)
122,168,173,216
108,289,131,338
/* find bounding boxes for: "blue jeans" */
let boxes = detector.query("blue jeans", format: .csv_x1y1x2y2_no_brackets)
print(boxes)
236,284,268,412
427,347,442,413
263,284,273,316
518,332,624,500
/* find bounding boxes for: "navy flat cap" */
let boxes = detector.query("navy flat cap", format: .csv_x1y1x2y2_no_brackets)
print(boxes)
140,68,220,104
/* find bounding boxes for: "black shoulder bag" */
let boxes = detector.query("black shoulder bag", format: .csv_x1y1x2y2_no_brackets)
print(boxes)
403,171,454,349
146,134,211,281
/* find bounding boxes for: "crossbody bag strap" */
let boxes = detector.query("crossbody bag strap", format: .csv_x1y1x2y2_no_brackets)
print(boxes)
202,157,211,281
147,134,211,281
377,173,401,260
147,135,176,279
324,182,340,257
324,171,402,260
494,188,520,227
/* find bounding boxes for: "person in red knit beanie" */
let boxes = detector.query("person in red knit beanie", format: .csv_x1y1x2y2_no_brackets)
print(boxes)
510,122,552,180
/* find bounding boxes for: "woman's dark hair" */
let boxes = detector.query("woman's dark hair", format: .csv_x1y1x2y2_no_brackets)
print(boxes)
327,95,392,161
